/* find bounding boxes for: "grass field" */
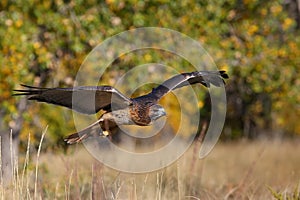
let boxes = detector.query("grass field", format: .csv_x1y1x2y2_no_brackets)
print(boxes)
1,135,300,199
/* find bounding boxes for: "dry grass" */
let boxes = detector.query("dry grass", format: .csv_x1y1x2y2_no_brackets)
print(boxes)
1,131,300,199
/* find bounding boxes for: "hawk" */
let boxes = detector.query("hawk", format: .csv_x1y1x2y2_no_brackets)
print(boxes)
13,70,228,144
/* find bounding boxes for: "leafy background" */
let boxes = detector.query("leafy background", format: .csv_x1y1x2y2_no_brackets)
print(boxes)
1,0,299,147
0,0,300,198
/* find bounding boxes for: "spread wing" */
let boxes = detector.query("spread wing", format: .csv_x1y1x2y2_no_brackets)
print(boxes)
150,70,229,100
13,84,132,114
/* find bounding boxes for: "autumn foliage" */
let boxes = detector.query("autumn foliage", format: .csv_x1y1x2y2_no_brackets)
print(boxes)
1,0,299,148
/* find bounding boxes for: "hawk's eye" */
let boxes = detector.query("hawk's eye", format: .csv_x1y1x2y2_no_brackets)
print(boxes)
145,101,152,106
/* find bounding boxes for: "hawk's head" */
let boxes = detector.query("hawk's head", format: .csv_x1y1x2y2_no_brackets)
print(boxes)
149,104,166,123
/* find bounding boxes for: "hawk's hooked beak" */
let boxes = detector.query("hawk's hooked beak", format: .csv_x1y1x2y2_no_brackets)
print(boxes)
149,104,166,122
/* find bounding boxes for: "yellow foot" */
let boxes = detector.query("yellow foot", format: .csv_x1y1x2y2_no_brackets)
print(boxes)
103,131,109,137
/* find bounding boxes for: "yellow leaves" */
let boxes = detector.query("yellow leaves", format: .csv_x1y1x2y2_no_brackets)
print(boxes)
15,19,23,28
270,4,282,16
198,101,204,109
245,41,253,50
288,41,297,52
33,41,41,49
247,24,258,36
106,0,125,11
62,18,70,26
274,101,300,134
37,48,52,63
242,0,253,5
276,116,285,126
105,0,116,4
180,16,189,25
253,35,263,44
261,72,268,82
252,101,263,115
144,54,152,62
282,18,294,31
42,0,52,9
260,8,267,16
198,36,207,43
32,41,53,65
118,53,126,61
6,53,15,64
277,48,287,57
206,21,214,28
215,51,224,60
160,93,180,133
2,90,11,100
220,40,231,48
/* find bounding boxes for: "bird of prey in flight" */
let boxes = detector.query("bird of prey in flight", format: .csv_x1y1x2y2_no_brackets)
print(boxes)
13,71,228,144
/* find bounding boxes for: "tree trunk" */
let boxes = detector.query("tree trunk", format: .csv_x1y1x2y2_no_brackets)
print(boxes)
0,130,19,186
284,0,300,29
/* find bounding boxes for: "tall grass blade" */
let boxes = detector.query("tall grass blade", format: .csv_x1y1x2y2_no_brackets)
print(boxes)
34,126,48,199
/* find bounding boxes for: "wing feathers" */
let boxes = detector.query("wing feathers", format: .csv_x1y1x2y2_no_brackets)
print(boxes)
13,85,132,114
151,70,228,100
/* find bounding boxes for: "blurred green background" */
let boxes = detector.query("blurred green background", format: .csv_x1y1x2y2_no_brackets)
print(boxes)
1,0,299,151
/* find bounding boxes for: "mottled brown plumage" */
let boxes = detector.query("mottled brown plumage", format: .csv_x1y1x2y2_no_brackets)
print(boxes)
13,70,228,144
